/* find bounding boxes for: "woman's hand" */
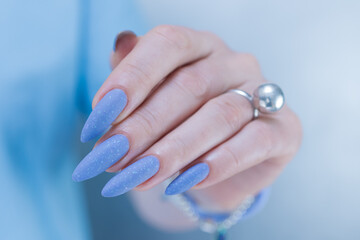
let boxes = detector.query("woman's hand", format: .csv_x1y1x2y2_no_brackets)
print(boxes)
72,25,302,212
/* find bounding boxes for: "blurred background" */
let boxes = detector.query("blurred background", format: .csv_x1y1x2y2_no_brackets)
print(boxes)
1,0,359,239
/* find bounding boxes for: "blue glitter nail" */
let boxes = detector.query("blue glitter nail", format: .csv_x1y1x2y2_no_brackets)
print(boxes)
72,134,129,182
81,89,127,142
165,163,209,195
101,156,160,197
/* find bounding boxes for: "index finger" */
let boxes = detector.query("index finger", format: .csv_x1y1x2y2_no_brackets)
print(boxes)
81,25,223,142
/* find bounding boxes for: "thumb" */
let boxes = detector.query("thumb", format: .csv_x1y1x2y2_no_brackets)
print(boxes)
110,30,139,69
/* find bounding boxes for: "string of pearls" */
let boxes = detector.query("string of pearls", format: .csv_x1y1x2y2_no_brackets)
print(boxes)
165,192,255,234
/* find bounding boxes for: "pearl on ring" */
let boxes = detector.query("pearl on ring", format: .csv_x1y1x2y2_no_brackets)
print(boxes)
253,83,285,114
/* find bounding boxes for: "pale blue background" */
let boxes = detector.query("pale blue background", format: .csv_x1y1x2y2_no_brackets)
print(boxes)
139,1,360,239
0,0,359,239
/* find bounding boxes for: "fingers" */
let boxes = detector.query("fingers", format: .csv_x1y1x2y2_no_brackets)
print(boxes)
183,159,284,211
193,118,284,189
193,106,300,189
76,52,264,188
106,100,298,197
103,54,244,172
100,91,254,197
81,25,224,142
72,25,299,202
146,101,298,196
104,26,220,117
162,108,295,196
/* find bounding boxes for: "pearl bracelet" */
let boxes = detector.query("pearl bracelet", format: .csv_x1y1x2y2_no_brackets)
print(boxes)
164,191,255,235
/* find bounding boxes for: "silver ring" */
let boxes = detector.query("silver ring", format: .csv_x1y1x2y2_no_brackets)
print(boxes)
227,83,285,119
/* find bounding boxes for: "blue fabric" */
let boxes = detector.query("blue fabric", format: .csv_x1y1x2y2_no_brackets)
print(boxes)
0,0,147,239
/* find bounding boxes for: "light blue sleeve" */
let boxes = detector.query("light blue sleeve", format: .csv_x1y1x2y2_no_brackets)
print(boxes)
78,1,149,115
0,1,90,239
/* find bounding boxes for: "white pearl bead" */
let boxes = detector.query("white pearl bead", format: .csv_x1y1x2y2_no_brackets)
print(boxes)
253,83,285,114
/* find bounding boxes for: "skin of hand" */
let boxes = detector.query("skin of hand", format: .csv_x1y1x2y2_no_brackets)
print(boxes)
89,25,302,216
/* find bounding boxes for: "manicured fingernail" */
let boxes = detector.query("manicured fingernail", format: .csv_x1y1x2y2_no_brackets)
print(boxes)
72,134,129,182
113,30,136,51
81,89,127,142
101,156,160,197
165,163,209,195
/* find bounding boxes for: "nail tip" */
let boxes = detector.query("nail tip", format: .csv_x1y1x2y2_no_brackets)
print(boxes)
101,189,112,197
164,188,179,195
148,156,160,169
72,169,91,182
72,173,82,182
72,168,94,182
101,191,124,198
164,163,210,195
165,184,185,196
101,182,112,197
80,123,96,143
80,133,89,143
101,184,127,198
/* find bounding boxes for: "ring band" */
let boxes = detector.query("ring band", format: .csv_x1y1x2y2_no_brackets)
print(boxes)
227,83,285,119
227,89,259,118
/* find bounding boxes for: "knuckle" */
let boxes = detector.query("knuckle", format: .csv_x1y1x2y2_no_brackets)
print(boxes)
291,112,303,148
233,52,262,76
228,52,265,85
162,136,188,161
220,145,241,170
152,25,191,51
153,24,178,35
132,107,161,137
172,67,212,100
122,61,152,85
242,53,260,66
202,31,228,50
209,97,243,131
253,123,273,157
284,109,303,156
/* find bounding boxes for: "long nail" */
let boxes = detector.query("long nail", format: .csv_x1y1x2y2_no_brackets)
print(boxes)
113,30,136,51
81,89,127,142
101,156,160,197
72,134,129,182
165,163,209,195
